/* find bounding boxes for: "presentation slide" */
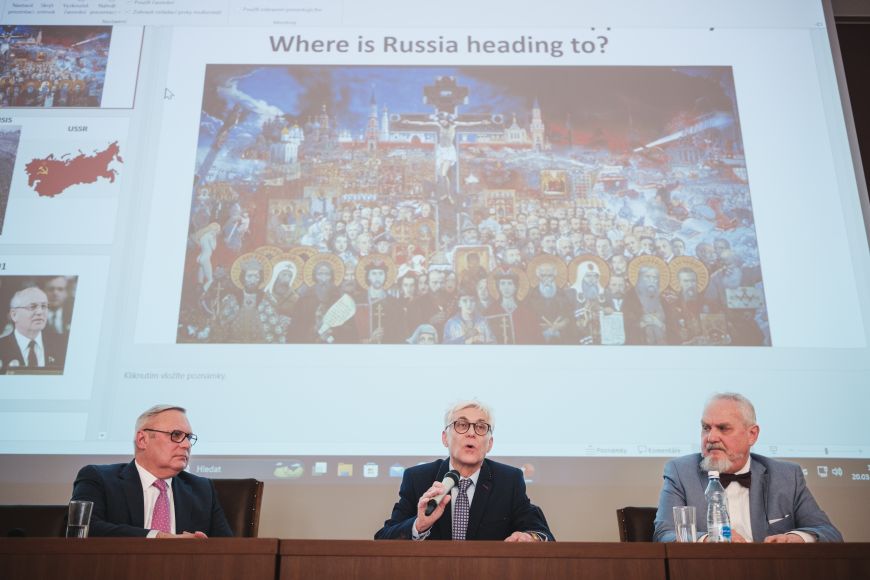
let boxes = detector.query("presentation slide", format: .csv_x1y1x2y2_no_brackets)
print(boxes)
1,1,869,491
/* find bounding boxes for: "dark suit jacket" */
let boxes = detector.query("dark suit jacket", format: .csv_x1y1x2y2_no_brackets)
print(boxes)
45,302,74,337
71,461,233,537
654,453,842,542
374,458,554,541
0,331,67,374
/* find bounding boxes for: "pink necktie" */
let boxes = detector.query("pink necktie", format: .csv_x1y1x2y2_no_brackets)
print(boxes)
151,479,171,533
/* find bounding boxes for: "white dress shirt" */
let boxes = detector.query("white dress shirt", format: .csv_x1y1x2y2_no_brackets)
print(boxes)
135,461,176,538
724,458,753,541
14,330,45,367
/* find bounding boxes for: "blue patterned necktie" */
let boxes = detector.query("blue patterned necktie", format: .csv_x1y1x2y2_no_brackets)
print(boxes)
452,478,472,540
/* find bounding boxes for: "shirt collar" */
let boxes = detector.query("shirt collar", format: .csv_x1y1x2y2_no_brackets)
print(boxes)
448,461,481,488
14,329,43,353
734,455,751,475
134,460,173,489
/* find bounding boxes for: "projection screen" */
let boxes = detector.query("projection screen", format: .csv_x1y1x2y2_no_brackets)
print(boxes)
1,0,868,517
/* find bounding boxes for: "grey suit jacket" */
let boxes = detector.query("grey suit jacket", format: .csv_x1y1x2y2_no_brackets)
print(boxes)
654,453,842,542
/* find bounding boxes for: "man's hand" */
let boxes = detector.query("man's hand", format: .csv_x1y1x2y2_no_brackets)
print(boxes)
504,531,539,542
156,531,208,539
414,481,451,534
764,533,805,543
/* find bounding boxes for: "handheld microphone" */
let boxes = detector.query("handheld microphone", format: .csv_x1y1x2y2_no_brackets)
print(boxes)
424,470,460,516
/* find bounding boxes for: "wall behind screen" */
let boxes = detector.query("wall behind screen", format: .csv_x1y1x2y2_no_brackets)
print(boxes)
837,17,870,200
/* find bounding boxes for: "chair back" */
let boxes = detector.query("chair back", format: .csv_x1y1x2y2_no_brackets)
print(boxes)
616,506,657,542
0,505,68,537
212,478,264,538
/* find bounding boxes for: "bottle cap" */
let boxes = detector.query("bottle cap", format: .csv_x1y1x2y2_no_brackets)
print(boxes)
708,470,720,478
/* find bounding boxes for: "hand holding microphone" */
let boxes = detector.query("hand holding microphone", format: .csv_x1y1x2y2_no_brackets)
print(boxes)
415,470,460,533
425,470,460,516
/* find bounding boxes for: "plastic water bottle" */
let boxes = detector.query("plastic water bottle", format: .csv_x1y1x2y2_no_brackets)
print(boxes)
705,471,732,543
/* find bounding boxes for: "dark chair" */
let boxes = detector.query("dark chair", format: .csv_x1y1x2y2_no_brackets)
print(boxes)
212,478,264,538
616,506,657,542
0,505,68,537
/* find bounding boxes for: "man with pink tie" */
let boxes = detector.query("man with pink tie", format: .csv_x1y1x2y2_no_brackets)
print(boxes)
71,405,233,538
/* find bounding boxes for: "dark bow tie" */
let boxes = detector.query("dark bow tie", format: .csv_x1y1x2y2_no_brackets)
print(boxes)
719,472,751,489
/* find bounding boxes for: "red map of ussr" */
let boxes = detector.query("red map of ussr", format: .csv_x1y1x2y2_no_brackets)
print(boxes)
24,141,123,198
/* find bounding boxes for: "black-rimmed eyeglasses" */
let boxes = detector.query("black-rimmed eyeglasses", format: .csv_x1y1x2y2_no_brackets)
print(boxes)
143,428,198,446
446,420,492,436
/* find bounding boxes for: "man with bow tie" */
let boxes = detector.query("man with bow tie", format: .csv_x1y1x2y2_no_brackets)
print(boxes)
654,393,842,543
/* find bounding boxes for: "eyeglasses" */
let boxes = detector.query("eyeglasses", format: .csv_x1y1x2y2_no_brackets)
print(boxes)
446,419,492,436
143,428,198,446
11,302,49,313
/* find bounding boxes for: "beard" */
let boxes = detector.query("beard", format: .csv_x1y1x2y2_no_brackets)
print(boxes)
582,282,600,301
700,455,731,473
700,449,734,473
273,282,291,299
539,282,557,299
638,290,663,313
642,284,659,298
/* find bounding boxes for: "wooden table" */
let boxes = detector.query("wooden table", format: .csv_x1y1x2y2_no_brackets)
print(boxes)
3,538,867,580
0,538,278,580
279,540,667,580
666,543,870,580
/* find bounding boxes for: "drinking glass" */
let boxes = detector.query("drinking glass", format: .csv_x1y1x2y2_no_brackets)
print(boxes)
66,500,93,538
673,505,696,543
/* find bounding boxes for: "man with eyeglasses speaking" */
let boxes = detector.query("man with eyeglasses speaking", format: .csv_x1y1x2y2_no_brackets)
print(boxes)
0,286,67,374
70,405,233,538
375,400,554,541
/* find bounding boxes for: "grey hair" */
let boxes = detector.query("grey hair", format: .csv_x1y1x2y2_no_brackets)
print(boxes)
706,392,757,426
134,404,187,433
443,399,494,433
9,286,45,308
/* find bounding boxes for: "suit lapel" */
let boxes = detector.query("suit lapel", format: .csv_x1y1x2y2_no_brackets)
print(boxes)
120,461,145,527
43,332,62,366
466,460,493,540
429,459,452,539
172,474,192,534
696,464,710,523
3,334,25,366
749,457,769,541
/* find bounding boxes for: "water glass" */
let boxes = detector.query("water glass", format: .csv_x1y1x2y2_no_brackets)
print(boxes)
672,505,696,543
66,500,93,538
